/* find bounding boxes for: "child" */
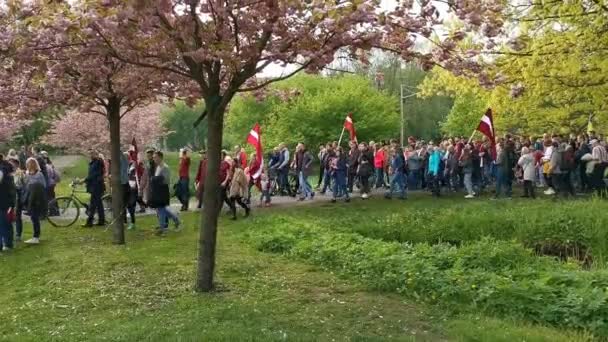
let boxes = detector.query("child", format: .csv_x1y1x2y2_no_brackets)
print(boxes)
259,171,272,207
518,147,536,198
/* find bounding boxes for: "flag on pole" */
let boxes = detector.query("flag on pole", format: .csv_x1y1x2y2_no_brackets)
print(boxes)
476,109,497,160
587,114,594,134
128,137,138,163
343,112,357,142
246,123,263,180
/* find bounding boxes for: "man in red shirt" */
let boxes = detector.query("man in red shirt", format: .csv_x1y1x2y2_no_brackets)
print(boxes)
194,150,207,209
177,148,191,211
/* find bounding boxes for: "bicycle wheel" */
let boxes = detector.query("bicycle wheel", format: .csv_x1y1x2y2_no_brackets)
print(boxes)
47,197,80,227
102,194,114,223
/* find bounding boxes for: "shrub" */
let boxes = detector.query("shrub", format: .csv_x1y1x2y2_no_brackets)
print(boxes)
242,219,608,336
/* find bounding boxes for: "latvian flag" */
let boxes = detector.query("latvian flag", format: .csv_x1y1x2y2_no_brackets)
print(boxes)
476,108,497,160
344,113,357,143
246,123,263,180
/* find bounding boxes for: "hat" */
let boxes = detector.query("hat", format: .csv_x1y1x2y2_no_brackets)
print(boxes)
41,151,49,157
145,148,156,153
590,139,598,144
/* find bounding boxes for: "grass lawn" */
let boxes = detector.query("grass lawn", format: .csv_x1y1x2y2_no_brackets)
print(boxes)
1,192,598,341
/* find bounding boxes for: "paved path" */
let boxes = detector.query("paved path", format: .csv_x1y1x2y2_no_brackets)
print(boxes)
49,155,388,223
52,155,81,170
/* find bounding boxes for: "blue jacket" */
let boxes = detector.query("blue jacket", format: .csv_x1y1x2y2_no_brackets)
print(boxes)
391,154,405,174
268,153,280,169
428,151,441,176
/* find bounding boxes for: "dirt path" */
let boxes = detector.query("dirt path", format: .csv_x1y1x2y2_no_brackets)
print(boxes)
52,155,81,170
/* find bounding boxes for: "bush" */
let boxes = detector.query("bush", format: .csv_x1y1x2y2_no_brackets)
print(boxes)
275,200,608,266
243,218,608,336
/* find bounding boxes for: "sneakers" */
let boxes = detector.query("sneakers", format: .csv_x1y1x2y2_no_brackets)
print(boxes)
361,193,369,199
465,194,475,199
544,188,556,195
155,229,167,236
174,220,182,232
25,238,40,245
127,223,135,230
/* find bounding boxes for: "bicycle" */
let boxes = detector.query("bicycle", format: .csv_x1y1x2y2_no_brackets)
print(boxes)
47,179,114,227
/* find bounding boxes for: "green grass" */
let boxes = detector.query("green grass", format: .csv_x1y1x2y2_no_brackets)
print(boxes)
239,196,608,338
1,196,597,341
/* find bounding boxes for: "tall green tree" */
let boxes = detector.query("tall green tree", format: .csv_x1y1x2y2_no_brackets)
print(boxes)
161,101,207,151
366,55,453,139
225,74,399,150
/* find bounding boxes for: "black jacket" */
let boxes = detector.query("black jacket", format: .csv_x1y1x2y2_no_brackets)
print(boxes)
85,158,105,194
0,171,16,210
348,148,360,171
148,175,170,208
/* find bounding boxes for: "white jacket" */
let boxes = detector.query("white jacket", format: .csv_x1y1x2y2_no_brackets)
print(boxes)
518,153,536,181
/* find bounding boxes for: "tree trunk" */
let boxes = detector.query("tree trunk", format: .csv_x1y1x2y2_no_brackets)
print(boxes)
108,100,125,245
196,102,225,292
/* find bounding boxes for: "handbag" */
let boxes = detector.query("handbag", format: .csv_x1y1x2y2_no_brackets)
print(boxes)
7,208,16,223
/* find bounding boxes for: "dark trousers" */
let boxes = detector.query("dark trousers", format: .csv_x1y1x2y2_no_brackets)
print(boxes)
544,173,553,189
496,168,512,198
47,185,59,216
87,190,105,224
278,168,291,195
429,174,441,197
15,201,23,238
123,184,136,224
0,210,13,249
559,172,575,197
30,212,41,238
321,169,332,193
220,186,232,209
347,169,357,192
375,168,384,188
591,163,607,195
359,174,370,194
197,189,204,209
229,196,249,218
332,172,349,200
177,178,190,209
317,165,324,187
523,180,535,198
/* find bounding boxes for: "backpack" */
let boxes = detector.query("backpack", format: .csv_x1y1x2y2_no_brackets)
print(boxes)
561,149,575,171
1,172,16,208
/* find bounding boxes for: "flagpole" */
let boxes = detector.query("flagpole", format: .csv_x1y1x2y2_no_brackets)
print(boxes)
467,129,477,144
338,127,346,147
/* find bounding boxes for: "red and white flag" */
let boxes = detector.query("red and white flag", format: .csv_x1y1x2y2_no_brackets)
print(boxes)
476,109,497,159
246,123,263,180
343,112,357,142
128,137,138,163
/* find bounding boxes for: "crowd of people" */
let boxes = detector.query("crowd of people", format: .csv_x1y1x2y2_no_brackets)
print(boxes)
190,131,608,214
0,146,60,250
1,131,607,252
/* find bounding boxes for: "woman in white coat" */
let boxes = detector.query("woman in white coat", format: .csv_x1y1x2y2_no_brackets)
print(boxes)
518,147,536,198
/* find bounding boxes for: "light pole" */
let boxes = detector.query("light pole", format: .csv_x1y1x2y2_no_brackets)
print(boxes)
399,84,418,146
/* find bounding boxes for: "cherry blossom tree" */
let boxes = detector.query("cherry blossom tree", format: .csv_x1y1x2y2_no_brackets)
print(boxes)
77,0,503,292
44,104,165,154
3,0,504,291
1,2,177,244
0,115,29,143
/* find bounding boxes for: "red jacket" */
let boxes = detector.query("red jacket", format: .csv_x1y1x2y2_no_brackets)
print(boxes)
179,157,191,179
239,151,248,169
374,150,384,168
195,158,207,186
